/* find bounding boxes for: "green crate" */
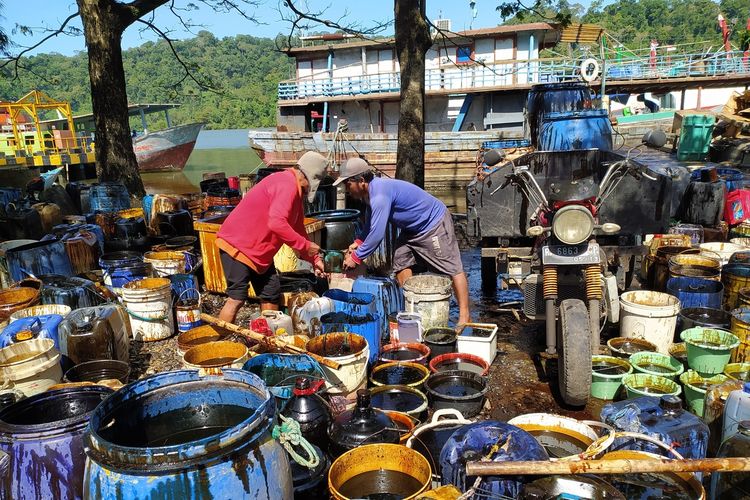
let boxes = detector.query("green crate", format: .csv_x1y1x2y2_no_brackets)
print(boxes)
677,114,715,161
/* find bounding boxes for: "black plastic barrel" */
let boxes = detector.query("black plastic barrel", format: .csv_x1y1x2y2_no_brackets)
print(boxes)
309,209,361,251
677,307,731,336
679,181,725,227
156,209,194,237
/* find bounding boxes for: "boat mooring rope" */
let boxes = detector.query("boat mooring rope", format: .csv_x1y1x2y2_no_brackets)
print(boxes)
272,414,320,469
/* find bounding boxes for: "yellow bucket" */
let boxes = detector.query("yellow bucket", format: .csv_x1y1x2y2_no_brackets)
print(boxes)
328,444,431,500
722,265,750,312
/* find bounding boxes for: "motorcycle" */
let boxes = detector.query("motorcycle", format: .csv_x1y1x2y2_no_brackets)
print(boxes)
472,143,671,406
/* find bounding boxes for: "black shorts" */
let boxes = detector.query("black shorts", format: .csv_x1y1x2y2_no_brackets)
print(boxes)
220,250,281,302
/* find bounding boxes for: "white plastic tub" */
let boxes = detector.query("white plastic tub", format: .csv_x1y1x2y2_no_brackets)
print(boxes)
619,290,680,354
456,322,498,365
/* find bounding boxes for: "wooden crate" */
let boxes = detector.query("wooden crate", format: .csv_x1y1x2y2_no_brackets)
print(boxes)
195,215,324,294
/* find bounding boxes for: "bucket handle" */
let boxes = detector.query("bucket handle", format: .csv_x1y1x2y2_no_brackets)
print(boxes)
695,248,722,261
177,287,201,306
429,408,471,424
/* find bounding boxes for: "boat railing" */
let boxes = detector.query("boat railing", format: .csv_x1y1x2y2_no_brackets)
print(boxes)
277,49,750,100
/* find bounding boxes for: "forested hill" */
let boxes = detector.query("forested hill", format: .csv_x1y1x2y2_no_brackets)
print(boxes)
0,31,292,130
0,0,747,130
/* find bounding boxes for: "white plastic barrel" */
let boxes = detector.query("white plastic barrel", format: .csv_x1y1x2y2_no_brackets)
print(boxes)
122,277,174,342
0,338,62,396
403,275,452,331
722,383,750,445
619,290,680,354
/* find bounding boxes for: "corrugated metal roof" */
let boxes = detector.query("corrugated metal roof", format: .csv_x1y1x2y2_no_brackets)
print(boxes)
558,23,603,43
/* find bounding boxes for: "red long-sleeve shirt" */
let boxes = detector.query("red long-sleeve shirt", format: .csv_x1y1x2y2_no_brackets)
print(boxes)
216,169,314,273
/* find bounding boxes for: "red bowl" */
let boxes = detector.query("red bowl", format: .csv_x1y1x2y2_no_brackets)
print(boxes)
429,352,490,377
379,342,430,365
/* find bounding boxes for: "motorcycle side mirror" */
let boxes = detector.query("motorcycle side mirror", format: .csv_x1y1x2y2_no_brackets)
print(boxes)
641,130,667,148
484,149,506,167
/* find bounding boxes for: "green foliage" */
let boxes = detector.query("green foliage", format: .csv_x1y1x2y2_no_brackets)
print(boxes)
0,31,292,130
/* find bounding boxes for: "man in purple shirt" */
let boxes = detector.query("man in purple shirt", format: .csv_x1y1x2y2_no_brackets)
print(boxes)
335,158,470,325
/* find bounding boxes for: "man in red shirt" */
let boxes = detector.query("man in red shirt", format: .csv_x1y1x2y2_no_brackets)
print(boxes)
216,151,327,323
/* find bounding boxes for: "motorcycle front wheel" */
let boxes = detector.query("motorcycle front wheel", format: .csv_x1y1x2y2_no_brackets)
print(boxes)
557,298,592,407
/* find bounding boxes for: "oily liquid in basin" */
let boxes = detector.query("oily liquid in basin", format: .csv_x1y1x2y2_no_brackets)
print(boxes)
337,469,423,500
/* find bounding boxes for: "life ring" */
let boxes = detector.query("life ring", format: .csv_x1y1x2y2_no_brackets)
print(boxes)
580,58,600,82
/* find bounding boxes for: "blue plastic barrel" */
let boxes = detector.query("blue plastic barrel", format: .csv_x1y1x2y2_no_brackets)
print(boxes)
527,82,593,149
352,276,403,337
440,421,549,497
0,314,64,349
39,275,102,309
88,182,130,212
83,370,293,499
601,395,709,460
666,277,723,309
320,311,381,365
5,240,73,282
169,273,199,299
0,187,22,207
691,167,745,192
99,251,148,289
538,109,613,151
0,385,113,500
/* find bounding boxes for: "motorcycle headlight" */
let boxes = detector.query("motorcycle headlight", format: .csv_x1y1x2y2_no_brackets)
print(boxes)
552,205,594,245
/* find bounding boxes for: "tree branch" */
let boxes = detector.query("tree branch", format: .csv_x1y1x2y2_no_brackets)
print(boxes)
0,11,80,79
281,0,392,43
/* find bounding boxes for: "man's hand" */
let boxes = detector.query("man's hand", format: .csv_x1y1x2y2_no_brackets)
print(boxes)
347,241,360,254
306,241,321,257
343,253,359,270
313,259,327,278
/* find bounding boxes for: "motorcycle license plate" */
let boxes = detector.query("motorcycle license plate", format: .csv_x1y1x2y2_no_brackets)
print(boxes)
542,243,600,265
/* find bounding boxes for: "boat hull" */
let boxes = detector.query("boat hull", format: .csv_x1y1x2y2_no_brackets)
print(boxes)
135,122,204,172
248,130,515,190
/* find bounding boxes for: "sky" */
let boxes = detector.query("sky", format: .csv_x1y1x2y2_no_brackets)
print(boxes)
2,0,595,57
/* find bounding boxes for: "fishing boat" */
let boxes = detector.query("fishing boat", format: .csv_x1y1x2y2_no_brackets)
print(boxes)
0,91,203,173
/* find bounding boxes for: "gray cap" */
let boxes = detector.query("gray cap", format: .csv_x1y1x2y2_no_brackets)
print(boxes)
333,157,372,186
297,151,328,203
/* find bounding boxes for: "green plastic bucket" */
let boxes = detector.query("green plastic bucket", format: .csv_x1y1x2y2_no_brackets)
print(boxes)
591,355,632,400
622,373,681,399
629,351,684,380
723,362,750,381
679,370,729,417
680,327,740,376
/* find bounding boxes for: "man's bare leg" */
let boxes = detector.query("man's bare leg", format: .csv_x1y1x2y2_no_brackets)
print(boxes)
396,267,413,286
452,272,471,325
218,297,244,323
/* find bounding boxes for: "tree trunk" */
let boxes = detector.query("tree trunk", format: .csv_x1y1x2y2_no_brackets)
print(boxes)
77,0,145,197
394,0,431,188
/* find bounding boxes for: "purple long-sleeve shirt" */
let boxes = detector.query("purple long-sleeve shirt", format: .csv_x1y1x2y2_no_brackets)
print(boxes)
354,177,447,261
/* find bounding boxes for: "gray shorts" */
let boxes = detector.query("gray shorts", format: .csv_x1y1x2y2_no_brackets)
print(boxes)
393,211,464,277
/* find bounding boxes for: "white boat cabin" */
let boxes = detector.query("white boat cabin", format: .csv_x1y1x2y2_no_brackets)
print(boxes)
277,21,563,135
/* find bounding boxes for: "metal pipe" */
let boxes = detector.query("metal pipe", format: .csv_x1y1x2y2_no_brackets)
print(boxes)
589,299,600,351
322,50,333,132
545,299,556,355
466,457,750,476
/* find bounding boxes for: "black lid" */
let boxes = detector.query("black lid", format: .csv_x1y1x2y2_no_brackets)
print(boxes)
660,395,683,412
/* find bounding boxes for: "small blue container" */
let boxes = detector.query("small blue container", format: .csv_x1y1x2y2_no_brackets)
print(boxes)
666,277,723,309
0,315,64,349
601,395,709,460
320,312,381,365
5,240,73,282
242,353,325,402
440,421,549,497
323,290,377,317
169,273,199,299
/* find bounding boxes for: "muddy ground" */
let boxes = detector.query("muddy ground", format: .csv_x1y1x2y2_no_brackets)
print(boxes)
130,238,616,421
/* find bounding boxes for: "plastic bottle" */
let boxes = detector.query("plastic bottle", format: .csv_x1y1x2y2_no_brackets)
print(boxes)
722,382,750,445
710,420,750,499
705,379,744,456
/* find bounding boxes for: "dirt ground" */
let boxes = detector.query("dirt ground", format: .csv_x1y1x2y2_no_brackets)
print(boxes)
131,241,613,422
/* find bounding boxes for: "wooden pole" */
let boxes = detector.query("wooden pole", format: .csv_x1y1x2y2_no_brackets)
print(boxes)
200,313,341,370
465,458,750,476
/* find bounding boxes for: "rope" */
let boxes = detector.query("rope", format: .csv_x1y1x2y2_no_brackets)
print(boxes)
124,308,170,322
272,414,320,469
